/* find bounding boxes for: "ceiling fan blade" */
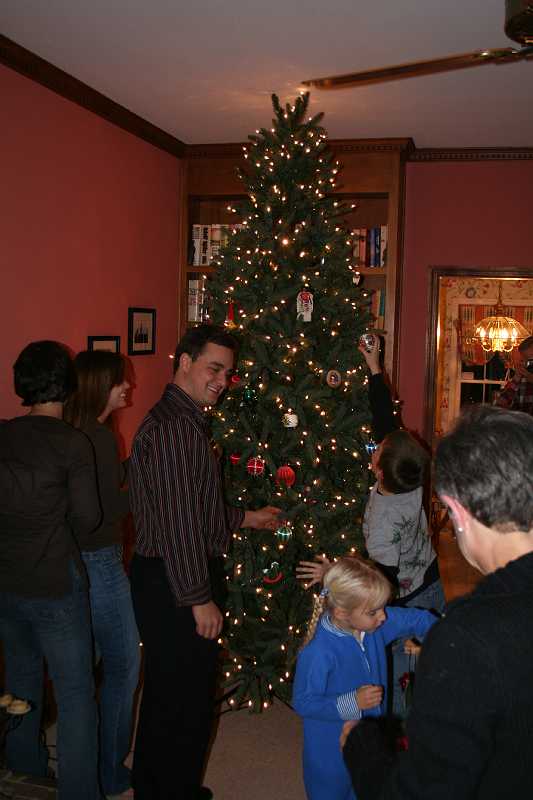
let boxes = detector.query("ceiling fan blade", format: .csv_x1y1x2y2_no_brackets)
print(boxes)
302,46,533,89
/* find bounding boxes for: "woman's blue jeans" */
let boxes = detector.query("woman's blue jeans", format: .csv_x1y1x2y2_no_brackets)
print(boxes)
0,564,99,800
82,545,140,796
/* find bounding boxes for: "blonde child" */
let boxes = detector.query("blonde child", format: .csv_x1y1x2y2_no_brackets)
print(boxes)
292,556,436,800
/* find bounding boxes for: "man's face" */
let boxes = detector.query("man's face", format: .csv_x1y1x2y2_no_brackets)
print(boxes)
178,342,234,406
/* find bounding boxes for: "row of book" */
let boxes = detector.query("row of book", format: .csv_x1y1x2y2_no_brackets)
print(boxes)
190,223,387,268
352,226,388,269
190,223,244,266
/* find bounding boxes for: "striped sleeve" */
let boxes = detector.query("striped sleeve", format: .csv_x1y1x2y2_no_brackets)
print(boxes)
149,416,212,605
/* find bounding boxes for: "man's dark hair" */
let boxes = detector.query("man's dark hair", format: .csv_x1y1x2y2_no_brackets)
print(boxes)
378,429,429,494
173,324,238,372
518,335,533,352
435,405,533,533
14,340,76,406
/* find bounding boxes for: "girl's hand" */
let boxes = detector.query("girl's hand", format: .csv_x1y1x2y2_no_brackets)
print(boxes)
296,555,331,588
340,720,358,750
356,684,383,710
404,638,422,657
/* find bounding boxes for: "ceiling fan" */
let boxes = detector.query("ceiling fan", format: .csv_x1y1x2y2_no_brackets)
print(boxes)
302,0,533,89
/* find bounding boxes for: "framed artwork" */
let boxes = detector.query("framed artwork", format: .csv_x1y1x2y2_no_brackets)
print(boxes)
87,335,120,353
128,307,156,355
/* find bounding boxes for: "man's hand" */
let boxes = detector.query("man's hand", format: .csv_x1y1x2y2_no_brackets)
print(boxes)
243,506,283,530
192,601,223,639
404,637,422,657
358,338,381,375
340,720,358,750
296,554,331,588
356,684,383,710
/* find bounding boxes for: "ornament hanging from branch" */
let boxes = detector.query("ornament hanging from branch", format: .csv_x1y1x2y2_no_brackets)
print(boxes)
242,387,257,404
282,413,299,428
275,465,296,488
326,369,342,388
275,523,293,541
296,290,314,322
229,453,241,465
224,300,238,330
246,456,265,476
263,561,283,585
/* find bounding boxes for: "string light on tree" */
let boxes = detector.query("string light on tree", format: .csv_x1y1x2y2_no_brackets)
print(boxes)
206,92,373,712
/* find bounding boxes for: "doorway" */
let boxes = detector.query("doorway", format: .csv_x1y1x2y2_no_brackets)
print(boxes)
424,269,533,444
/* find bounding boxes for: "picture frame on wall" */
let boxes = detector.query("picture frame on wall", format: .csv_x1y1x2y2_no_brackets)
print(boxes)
87,335,121,353
128,307,156,355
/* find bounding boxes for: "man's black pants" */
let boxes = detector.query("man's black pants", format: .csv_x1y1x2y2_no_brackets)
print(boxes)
130,554,219,800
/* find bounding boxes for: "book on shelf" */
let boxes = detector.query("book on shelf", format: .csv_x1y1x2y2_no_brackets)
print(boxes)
187,277,210,323
190,223,244,266
371,287,386,330
352,225,388,269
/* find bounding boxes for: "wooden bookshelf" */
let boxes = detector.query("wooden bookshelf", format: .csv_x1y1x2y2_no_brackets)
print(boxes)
179,138,413,383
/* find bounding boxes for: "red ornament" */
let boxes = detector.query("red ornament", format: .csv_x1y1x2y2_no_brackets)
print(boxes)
230,374,241,385
246,456,265,476
276,465,296,488
230,453,241,465
224,300,237,330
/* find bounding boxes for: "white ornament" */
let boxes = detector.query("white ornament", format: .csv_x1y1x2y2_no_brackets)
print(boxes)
297,290,314,322
282,413,299,428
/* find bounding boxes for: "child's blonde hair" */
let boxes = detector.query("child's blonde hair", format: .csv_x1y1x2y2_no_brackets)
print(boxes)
303,556,391,646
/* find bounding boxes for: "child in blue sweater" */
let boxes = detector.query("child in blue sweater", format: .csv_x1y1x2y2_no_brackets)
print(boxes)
292,556,437,800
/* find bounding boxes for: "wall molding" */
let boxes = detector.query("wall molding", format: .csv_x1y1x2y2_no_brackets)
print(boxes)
2,33,532,164
0,34,185,158
185,138,415,159
410,147,533,161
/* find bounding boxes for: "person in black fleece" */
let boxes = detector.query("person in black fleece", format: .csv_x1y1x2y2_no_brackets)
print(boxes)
343,404,533,800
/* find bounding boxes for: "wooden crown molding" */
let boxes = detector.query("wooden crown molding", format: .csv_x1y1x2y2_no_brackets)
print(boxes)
185,137,415,159
0,34,185,158
410,147,533,161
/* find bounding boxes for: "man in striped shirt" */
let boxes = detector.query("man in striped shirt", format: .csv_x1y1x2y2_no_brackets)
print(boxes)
129,324,280,800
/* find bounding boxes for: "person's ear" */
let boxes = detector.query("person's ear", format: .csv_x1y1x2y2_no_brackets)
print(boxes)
440,495,469,533
332,607,349,623
179,352,193,374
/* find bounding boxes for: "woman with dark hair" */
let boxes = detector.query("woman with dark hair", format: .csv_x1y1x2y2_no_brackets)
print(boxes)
64,350,139,799
0,340,101,799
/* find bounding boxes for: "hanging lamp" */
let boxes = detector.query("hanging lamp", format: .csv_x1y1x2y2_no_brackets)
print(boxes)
473,282,530,353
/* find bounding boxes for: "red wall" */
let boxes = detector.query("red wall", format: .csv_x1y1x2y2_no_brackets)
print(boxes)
0,65,181,448
399,161,533,436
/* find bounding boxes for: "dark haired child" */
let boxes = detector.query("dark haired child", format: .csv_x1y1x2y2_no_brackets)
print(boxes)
298,338,445,717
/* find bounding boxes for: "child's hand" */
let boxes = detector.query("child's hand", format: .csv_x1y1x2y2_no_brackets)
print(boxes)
358,338,381,375
340,720,358,750
296,555,331,588
404,638,422,657
356,684,383,710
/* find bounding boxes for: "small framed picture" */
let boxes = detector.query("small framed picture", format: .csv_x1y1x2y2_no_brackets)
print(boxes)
87,335,121,353
128,307,156,355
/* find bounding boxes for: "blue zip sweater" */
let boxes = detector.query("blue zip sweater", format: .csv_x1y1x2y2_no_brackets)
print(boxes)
292,606,437,800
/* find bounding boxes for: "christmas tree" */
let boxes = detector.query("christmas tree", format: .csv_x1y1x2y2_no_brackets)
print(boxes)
207,93,375,711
